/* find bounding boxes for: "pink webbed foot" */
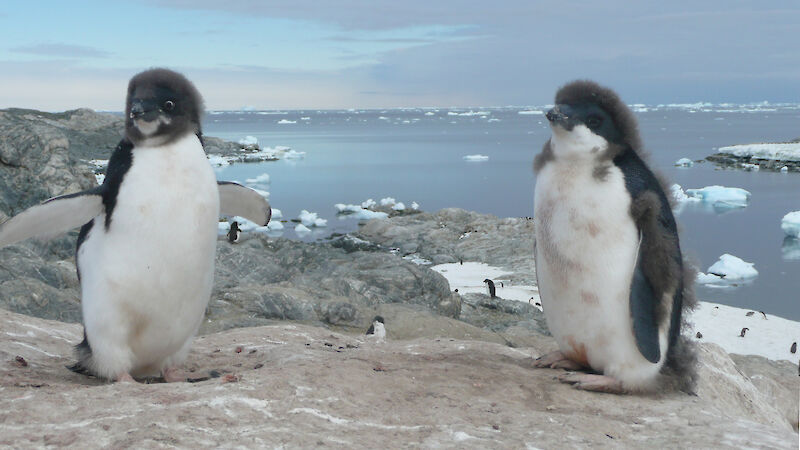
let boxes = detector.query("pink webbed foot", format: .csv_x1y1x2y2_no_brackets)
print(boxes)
533,350,586,371
115,372,136,383
557,373,625,394
162,367,188,383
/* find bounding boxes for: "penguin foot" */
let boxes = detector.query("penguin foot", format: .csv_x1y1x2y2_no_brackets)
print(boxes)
115,372,136,383
162,367,189,383
557,373,625,394
533,351,585,370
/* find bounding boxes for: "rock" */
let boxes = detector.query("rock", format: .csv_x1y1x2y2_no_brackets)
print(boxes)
706,152,800,172
357,208,536,283
0,309,795,448
459,292,549,338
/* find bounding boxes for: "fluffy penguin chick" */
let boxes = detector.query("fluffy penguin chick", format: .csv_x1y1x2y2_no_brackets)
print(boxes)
532,80,694,394
366,316,386,342
0,68,271,382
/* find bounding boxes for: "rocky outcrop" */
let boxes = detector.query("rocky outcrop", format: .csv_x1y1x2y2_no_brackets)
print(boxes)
0,309,796,448
357,208,536,283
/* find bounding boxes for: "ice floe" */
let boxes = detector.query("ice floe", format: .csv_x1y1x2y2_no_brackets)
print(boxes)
682,185,752,211
271,208,282,219
245,173,270,185
696,254,758,288
361,199,377,209
392,202,406,211
298,210,327,228
294,223,311,234
674,158,694,167
380,197,396,206
277,119,296,124
447,111,490,117
283,150,306,159
411,202,419,210
781,211,800,238
463,154,489,162
517,110,544,115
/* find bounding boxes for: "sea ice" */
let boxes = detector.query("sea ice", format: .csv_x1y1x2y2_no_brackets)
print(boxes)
267,220,284,231
518,110,544,115
780,166,789,173
283,150,305,159
351,209,388,220
361,199,377,209
782,237,800,261
424,111,435,116
463,154,489,162
238,136,258,146
380,197,396,206
447,111,490,117
245,173,270,185
271,208,282,219
298,210,327,227
674,158,694,167
684,185,751,209
741,163,760,171
392,202,406,211
294,223,311,234
781,211,800,237
697,254,758,283
277,119,296,124
335,203,362,213
717,142,800,161
411,202,419,210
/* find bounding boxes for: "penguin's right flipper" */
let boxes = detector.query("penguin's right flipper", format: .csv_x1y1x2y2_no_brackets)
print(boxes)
0,188,104,248
217,181,271,226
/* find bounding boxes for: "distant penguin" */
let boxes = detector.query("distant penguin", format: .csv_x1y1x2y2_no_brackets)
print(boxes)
227,221,241,243
0,68,271,382
739,327,749,337
483,279,496,298
790,342,796,354
532,80,696,393
366,316,386,342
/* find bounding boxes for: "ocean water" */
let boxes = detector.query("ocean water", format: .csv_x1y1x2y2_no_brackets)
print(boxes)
204,105,800,320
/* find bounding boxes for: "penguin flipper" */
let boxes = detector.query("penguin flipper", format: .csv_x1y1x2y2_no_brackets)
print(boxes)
629,241,661,364
0,188,104,248
217,181,271,226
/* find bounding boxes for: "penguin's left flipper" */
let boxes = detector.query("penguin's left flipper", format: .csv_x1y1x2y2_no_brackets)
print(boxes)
629,243,661,364
217,181,271,226
0,187,104,248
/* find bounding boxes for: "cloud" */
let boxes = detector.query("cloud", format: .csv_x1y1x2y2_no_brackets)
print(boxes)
10,43,111,59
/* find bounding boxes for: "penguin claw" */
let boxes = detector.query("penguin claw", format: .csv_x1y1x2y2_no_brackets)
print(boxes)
533,350,584,370
162,367,189,383
557,373,625,394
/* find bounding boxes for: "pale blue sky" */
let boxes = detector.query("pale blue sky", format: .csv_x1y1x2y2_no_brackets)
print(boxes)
1,1,798,110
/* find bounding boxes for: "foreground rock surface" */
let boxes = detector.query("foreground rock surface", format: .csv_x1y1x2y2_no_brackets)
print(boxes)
0,309,795,448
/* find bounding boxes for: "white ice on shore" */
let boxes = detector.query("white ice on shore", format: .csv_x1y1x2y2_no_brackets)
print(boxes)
88,159,109,168
238,136,258,146
781,211,800,237
434,262,799,364
245,173,270,185
335,202,389,220
361,199,376,209
684,185,751,209
463,154,489,162
718,142,800,161
298,210,327,227
674,158,694,167
403,254,432,265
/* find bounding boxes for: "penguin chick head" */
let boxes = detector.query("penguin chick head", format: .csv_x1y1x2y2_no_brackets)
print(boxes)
372,315,385,324
546,80,641,158
125,68,204,146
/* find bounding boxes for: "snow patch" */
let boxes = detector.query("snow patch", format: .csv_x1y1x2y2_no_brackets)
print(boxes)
718,142,800,161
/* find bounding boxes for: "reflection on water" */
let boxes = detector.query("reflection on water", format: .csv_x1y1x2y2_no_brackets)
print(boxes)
782,237,800,261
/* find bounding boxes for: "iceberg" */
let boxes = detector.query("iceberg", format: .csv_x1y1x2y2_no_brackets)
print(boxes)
447,111,490,117
684,185,751,210
294,223,311,234
298,210,327,227
277,119,296,124
335,203,362,213
781,211,800,238
411,201,419,210
283,150,305,159
380,197,396,206
463,154,489,162
392,202,406,211
674,158,694,167
361,199,377,209
267,220,284,231
245,173,270,185
271,208,282,219
698,254,758,283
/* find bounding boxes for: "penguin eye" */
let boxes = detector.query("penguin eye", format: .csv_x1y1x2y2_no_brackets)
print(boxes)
163,100,175,111
586,116,603,129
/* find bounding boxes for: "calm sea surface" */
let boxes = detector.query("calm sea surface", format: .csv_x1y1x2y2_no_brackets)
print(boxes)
204,106,800,320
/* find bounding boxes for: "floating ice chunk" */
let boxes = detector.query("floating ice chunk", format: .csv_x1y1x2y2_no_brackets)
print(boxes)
238,135,258,146
741,163,760,171
448,111,489,116
245,173,270,185
271,208,282,219
361,199,376,209
424,111,435,116
267,220,284,231
335,203,362,213
463,154,489,162
378,116,389,120
352,209,388,220
298,210,327,227
703,254,758,281
380,197,396,206
283,150,305,159
411,201,419,210
781,211,800,238
277,119,296,124
295,223,311,234
717,142,800,161
392,202,405,211
487,118,501,122
684,185,751,209
780,166,789,173
671,184,699,204
300,117,311,121
674,158,694,167
518,110,544,115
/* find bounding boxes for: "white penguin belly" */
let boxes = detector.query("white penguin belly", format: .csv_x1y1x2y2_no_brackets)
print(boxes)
534,160,662,387
78,134,219,377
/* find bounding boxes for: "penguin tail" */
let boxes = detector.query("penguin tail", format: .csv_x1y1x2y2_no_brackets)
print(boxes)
66,330,95,376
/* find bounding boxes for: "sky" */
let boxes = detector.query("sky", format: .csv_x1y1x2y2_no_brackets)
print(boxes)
1,1,799,110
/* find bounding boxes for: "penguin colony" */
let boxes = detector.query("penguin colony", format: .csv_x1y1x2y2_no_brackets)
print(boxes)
0,74,700,394
0,68,270,382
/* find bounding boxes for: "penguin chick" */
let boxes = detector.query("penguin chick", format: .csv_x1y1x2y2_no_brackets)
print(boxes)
366,316,386,342
532,80,696,394
227,220,242,243
0,68,271,382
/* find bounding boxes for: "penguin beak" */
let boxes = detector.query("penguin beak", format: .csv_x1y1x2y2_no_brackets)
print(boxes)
129,99,160,121
545,105,570,125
